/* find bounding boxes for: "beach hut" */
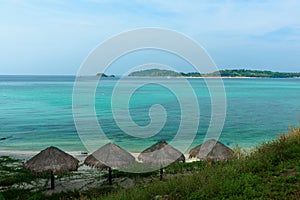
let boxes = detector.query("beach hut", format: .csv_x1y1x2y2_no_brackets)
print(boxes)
24,146,79,190
84,143,135,185
189,139,234,161
138,141,185,180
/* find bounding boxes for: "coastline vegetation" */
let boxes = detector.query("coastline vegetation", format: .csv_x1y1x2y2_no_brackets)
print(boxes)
0,127,299,199
128,68,300,78
206,69,300,78
128,69,182,77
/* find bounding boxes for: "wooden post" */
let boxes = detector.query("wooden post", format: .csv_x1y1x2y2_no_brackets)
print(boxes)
160,164,163,181
108,167,112,185
50,171,55,190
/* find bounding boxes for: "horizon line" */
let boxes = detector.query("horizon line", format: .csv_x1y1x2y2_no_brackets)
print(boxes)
1,67,300,76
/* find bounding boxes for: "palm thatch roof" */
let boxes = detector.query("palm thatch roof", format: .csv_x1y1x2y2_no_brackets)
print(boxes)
84,143,135,169
24,146,79,175
189,139,234,161
138,141,185,166
24,146,79,174
24,146,79,190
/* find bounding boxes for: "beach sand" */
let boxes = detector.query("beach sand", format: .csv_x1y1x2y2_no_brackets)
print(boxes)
0,150,201,194
0,150,199,164
1,146,255,195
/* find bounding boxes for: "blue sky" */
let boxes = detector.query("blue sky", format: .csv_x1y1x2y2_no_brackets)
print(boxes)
0,0,299,75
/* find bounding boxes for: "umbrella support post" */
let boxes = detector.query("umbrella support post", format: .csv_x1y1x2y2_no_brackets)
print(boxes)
108,167,112,185
99,170,102,181
50,171,55,190
160,165,163,181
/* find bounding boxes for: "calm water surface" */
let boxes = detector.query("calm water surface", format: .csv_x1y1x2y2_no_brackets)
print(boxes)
0,76,299,153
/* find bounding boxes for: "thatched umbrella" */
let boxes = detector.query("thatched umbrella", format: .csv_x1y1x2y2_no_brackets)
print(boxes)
24,146,79,189
84,143,135,185
138,141,185,180
189,139,234,161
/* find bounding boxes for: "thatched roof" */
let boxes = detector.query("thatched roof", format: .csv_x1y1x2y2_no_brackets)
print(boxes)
24,146,79,175
84,143,135,169
138,141,185,166
189,139,234,161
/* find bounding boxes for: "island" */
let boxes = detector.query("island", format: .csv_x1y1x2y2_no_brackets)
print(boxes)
128,69,181,77
128,69,300,78
96,73,115,78
206,69,300,78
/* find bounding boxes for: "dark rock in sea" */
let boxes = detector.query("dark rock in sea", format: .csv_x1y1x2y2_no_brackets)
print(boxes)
0,136,12,141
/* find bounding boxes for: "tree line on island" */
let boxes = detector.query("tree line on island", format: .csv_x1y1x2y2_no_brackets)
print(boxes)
127,68,300,78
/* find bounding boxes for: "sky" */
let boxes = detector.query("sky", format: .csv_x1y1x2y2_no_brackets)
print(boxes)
0,0,300,75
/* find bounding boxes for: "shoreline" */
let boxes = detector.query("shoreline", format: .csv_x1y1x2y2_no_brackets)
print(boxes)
127,76,259,79
0,146,255,164
126,76,300,79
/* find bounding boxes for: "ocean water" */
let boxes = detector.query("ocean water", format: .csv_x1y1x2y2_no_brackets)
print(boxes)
0,76,300,154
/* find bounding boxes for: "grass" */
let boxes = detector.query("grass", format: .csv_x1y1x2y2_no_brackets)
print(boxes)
97,127,299,200
0,156,35,187
0,127,299,199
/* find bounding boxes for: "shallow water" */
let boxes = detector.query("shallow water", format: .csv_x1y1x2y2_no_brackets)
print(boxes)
0,76,299,154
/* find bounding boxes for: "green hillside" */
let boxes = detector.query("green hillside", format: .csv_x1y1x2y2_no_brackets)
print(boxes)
207,69,300,78
128,68,300,78
128,69,181,77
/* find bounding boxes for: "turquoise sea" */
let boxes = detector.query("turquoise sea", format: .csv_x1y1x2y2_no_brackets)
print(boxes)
0,76,300,154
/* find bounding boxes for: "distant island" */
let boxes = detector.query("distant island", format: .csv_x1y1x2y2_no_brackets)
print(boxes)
96,73,115,78
206,69,300,78
128,69,182,77
128,69,300,78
